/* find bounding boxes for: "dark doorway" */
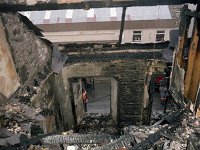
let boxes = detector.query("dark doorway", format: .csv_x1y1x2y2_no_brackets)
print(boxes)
87,78,111,113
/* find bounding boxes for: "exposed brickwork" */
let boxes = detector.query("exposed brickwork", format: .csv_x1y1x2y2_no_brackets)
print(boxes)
102,60,146,125
64,59,149,126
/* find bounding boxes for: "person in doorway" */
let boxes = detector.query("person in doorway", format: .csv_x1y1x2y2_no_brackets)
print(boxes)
160,86,168,105
155,75,164,91
82,89,88,112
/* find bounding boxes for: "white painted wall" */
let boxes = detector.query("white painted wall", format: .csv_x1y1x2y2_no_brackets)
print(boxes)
43,30,120,43
122,28,171,44
42,28,172,44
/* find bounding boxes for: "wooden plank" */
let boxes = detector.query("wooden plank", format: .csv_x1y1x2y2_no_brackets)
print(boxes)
176,6,191,68
176,33,187,68
0,0,196,12
184,21,199,98
188,46,200,102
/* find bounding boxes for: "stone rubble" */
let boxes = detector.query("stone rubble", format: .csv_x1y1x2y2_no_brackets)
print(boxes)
0,69,53,149
0,105,200,150
0,73,200,150
78,113,118,135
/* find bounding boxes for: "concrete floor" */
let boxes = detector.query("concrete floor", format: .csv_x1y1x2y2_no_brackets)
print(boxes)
151,90,175,119
87,79,111,114
152,91,164,111
86,78,174,117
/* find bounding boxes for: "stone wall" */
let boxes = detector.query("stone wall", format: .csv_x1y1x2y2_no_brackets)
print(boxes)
62,60,148,126
0,17,20,101
31,73,75,131
1,13,52,86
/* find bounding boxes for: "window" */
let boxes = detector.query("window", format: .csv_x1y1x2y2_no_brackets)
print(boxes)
156,30,165,42
133,31,141,42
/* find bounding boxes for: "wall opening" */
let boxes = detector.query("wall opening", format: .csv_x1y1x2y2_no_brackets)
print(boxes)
69,76,119,125
87,77,111,114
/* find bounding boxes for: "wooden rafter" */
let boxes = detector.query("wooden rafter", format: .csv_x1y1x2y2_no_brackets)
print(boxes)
176,6,191,68
188,42,200,102
184,21,199,99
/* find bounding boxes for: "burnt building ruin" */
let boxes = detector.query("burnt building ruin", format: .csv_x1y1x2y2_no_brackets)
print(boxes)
0,0,200,150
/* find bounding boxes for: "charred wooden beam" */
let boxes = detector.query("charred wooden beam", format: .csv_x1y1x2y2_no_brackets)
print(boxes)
188,42,200,102
129,109,186,150
129,124,179,150
184,20,199,101
186,1,200,103
176,5,192,68
42,134,112,144
118,6,126,49
0,0,197,12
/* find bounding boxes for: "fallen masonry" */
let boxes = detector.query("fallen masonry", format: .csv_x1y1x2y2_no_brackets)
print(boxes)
0,98,200,150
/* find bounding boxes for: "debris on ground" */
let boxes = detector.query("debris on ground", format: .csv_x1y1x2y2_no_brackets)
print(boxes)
78,113,119,135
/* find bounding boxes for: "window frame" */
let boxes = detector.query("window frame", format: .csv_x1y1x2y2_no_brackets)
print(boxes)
156,30,165,42
132,31,142,43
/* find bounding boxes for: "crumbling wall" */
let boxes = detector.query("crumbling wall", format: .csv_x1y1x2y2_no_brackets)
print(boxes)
31,73,75,131
62,60,148,126
170,58,185,102
1,13,52,86
72,80,85,125
51,73,74,130
0,17,20,100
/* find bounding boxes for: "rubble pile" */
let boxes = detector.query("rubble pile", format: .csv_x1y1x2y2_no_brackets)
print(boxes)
151,110,164,121
122,110,200,150
0,102,45,148
79,113,118,135
1,105,199,150
0,69,53,149
37,113,119,150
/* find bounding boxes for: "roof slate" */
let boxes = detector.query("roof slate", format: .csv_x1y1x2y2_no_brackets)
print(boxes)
20,5,172,24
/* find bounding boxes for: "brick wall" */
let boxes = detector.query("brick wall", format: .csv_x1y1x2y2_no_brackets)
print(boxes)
63,60,149,126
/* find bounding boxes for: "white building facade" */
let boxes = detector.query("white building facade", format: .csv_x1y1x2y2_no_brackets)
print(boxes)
20,5,180,44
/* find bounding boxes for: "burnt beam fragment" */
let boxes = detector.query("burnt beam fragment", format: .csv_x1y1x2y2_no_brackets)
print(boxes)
118,6,126,49
129,109,186,150
0,0,197,12
42,134,112,144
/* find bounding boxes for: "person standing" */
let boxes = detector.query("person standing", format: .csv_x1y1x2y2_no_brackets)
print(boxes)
82,89,88,112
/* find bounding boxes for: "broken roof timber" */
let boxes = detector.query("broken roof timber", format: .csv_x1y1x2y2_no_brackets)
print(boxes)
0,0,197,12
